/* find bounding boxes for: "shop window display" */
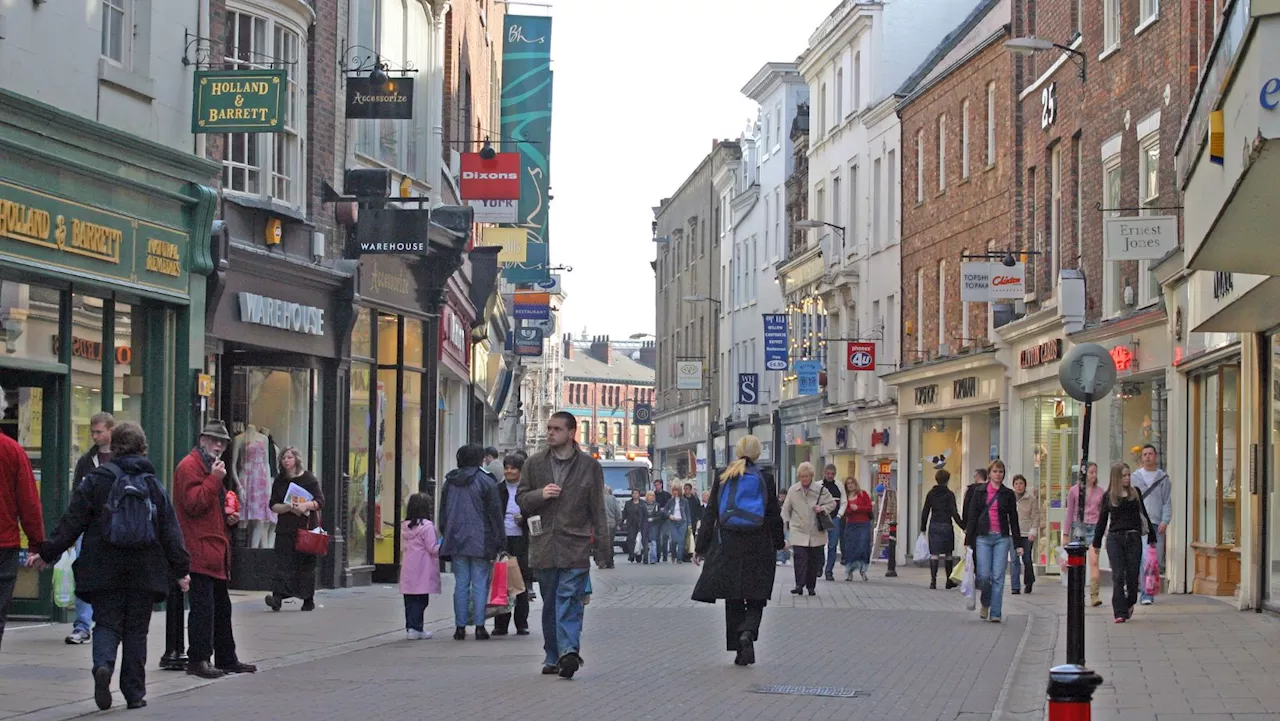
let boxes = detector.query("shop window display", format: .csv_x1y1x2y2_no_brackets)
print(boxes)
228,367,313,549
1194,366,1240,547
1109,378,1168,472
1268,337,1280,606
348,363,374,568
1023,396,1080,572
909,418,965,535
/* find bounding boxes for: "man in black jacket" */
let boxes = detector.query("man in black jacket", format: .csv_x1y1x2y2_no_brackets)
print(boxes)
682,483,702,562
65,412,115,645
653,480,672,562
621,490,644,562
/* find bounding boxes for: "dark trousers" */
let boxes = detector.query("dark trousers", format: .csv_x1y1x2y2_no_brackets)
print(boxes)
625,528,641,560
724,599,766,651
1106,532,1143,618
187,573,238,667
0,549,17,650
91,588,153,704
403,594,430,632
792,545,825,591
164,580,185,654
1011,537,1036,590
494,535,531,633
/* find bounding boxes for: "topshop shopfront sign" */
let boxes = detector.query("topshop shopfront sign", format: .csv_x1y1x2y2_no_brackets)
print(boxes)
238,292,325,336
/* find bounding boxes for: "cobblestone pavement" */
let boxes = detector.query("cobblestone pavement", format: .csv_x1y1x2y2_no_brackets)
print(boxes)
7,558,1280,721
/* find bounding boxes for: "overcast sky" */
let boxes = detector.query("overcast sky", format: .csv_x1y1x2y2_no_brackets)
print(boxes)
544,0,836,340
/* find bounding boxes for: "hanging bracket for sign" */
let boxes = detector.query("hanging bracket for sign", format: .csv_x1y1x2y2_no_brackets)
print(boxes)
1094,202,1183,213
182,31,298,70
338,43,419,78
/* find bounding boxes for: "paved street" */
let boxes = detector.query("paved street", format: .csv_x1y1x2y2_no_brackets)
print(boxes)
4,560,1280,720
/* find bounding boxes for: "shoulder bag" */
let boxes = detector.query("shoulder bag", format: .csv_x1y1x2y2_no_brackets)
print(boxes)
296,509,330,557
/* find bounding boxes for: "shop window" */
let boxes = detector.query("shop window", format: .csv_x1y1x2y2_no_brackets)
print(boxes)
1109,377,1168,469
228,367,313,550
400,370,423,552
351,307,372,359
351,0,432,179
374,368,398,564
1268,336,1280,605
348,363,374,567
222,7,307,209
1194,365,1240,547
377,313,399,364
909,417,966,537
404,318,424,367
1101,155,1124,317
112,302,141,424
1138,136,1161,307
1024,395,1080,569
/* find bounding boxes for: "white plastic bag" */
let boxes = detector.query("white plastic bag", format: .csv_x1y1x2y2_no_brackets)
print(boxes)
960,547,976,610
913,533,930,560
53,546,77,609
1056,546,1069,587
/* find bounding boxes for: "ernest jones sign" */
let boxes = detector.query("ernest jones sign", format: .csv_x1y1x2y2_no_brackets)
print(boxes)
192,70,286,133
1103,215,1178,261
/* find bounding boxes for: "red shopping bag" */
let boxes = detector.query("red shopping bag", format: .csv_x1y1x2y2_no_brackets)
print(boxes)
487,559,509,607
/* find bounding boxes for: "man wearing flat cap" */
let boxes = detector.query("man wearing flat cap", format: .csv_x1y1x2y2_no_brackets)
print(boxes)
173,421,257,679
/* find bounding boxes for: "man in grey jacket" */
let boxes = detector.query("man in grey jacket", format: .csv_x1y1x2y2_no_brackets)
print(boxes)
595,482,619,569
1130,444,1172,605
439,444,504,640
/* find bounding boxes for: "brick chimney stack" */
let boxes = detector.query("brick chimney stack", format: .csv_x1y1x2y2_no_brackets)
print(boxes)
589,335,612,365
637,341,656,369
562,333,573,359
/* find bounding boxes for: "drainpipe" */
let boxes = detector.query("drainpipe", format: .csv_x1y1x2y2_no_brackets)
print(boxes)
428,1,452,205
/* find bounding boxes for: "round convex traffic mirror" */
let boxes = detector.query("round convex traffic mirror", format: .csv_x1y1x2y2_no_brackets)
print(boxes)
1058,342,1118,403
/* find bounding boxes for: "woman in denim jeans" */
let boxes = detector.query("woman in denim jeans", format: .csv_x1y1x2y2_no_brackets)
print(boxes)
1065,462,1105,606
962,460,1022,623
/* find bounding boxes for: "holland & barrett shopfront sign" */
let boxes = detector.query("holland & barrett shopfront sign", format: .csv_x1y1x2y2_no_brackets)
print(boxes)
0,179,190,297
192,69,287,133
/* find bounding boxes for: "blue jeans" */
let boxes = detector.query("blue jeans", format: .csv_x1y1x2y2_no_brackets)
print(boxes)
668,520,689,561
825,520,842,574
73,539,93,634
975,534,1012,619
451,557,492,628
535,568,590,666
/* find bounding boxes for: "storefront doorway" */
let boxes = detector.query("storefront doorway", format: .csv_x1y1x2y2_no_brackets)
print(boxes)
0,370,68,618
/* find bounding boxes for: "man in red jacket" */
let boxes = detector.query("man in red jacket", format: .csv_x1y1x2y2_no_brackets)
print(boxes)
0,384,45,650
173,421,256,679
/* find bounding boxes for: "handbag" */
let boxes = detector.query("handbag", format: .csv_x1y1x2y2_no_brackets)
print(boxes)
295,510,330,557
807,487,835,532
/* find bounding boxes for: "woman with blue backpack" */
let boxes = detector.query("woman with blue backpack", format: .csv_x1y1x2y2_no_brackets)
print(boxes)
692,435,785,667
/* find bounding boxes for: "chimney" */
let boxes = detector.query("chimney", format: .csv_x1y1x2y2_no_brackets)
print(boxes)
589,335,612,365
637,341,657,369
562,333,573,359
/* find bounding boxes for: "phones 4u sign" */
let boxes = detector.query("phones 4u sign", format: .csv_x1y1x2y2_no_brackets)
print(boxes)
192,69,287,133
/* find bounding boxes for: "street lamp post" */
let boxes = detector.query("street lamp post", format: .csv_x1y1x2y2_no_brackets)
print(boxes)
794,218,847,245
1005,36,1087,82
683,295,722,484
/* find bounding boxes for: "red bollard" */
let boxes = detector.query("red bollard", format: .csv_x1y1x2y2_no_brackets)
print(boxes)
1047,664,1102,721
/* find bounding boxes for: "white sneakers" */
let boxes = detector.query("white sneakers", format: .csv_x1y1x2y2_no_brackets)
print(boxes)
407,629,433,640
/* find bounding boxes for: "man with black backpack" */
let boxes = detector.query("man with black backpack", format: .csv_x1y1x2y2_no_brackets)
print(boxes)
174,421,257,680
30,421,190,711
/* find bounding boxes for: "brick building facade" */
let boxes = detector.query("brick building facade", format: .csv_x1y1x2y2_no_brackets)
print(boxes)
562,336,656,458
899,1,1015,363
443,0,505,182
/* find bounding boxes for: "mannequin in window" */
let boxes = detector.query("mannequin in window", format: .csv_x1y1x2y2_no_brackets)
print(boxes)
232,424,277,549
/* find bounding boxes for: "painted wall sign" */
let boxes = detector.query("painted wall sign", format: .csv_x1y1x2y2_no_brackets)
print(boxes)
1019,338,1063,368
1261,77,1280,110
238,292,325,336
915,384,938,405
192,69,286,133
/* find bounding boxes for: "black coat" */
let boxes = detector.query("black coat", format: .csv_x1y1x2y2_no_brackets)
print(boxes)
692,465,785,602
961,483,1022,549
621,499,644,532
38,455,190,604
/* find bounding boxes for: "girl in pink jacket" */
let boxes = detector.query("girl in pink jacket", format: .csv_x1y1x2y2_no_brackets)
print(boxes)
400,493,441,639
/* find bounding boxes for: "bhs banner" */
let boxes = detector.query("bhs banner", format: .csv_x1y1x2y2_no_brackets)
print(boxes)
500,16,553,284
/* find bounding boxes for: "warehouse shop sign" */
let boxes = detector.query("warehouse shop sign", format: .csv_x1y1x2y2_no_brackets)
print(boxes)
238,292,325,336
192,69,287,133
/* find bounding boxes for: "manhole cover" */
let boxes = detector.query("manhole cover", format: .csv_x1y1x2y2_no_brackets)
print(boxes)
748,684,862,698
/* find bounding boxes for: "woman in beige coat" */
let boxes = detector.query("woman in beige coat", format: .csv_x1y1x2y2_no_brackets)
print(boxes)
781,462,837,596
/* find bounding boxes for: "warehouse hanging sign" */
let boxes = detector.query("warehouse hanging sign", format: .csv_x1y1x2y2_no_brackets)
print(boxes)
192,69,287,133
959,261,1025,302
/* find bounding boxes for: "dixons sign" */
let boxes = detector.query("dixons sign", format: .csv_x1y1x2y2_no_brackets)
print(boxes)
459,152,521,200
238,292,325,336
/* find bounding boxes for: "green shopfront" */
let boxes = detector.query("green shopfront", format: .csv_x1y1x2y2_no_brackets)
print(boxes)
0,89,218,620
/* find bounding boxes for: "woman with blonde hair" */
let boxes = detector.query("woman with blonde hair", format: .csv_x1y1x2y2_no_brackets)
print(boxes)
781,461,838,596
1092,463,1157,623
692,435,785,666
1066,462,1105,605
962,459,1021,622
839,476,874,581
265,446,323,612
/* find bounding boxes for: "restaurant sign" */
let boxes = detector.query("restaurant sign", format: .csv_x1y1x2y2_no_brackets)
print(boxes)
0,179,190,297
192,69,287,133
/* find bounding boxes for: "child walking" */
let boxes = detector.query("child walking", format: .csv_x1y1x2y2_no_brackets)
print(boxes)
401,493,441,639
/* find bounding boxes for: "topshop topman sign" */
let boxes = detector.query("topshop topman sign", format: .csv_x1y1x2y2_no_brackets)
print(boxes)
238,292,325,336
192,69,286,133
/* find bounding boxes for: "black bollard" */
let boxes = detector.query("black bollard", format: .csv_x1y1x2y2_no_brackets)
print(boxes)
1064,540,1088,664
885,521,898,577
